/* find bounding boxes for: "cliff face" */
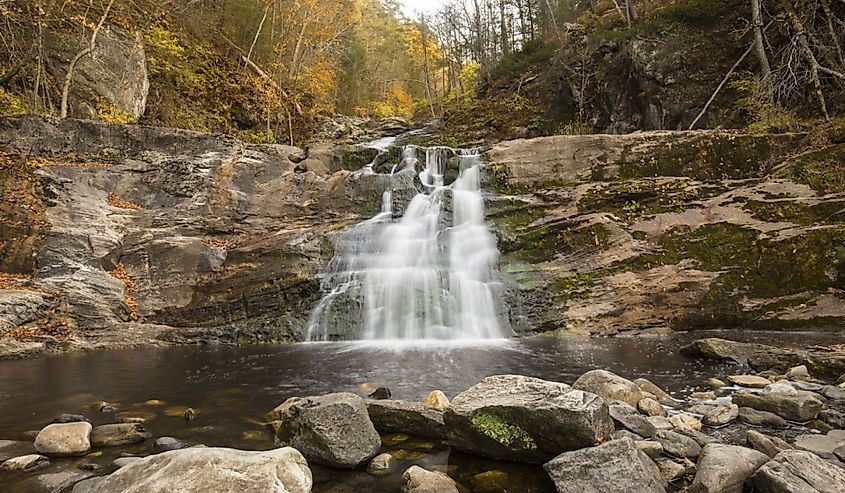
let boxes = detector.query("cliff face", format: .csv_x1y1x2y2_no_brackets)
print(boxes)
0,117,842,358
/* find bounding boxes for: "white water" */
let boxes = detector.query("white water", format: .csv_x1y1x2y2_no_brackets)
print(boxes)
306,146,511,341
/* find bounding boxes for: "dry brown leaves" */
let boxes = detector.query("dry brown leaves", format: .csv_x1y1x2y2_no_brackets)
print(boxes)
109,263,139,320
106,192,143,211
29,157,112,169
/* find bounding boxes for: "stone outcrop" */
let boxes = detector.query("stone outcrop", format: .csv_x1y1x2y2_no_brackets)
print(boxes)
444,375,614,463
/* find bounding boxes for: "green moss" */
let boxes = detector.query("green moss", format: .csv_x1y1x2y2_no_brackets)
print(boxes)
487,163,526,195
785,143,845,194
470,412,537,449
744,200,845,226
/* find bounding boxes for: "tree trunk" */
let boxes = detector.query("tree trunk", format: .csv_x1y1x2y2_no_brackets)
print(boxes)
751,0,771,81
60,0,115,119
783,2,830,120
421,14,436,119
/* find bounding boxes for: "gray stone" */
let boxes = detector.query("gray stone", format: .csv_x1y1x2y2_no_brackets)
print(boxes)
653,430,701,458
273,393,381,469
401,465,459,493
90,423,150,447
34,422,92,457
444,375,614,463
366,399,447,439
0,453,49,471
72,477,106,493
671,426,719,447
154,436,189,451
86,447,311,493
823,385,845,401
785,365,811,381
793,434,845,460
654,458,686,482
543,438,666,493
367,453,397,476
754,450,845,492
422,390,450,411
737,407,788,428
680,338,768,363
633,378,675,404
24,469,93,492
747,430,793,458
732,390,823,422
609,402,657,437
573,370,644,407
646,416,675,431
687,444,768,493
112,457,143,468
669,413,702,431
638,398,667,418
728,375,772,388
635,440,664,459
0,440,36,462
702,404,739,426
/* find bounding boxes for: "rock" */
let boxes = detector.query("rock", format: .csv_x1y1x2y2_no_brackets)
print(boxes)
687,444,768,493
654,458,686,481
613,430,642,441
749,347,845,381
707,378,727,389
368,387,392,399
543,438,666,493
728,375,772,388
647,416,675,431
633,378,674,403
24,469,93,492
747,430,793,458
273,393,381,469
444,375,614,463
116,411,156,423
701,404,739,426
401,465,459,493
84,447,311,493
573,370,644,407
690,391,717,401
52,414,90,424
669,414,702,431
638,398,667,418
653,430,701,459
785,365,811,381
737,407,788,427
72,477,106,493
836,445,845,462
422,390,449,411
671,426,719,447
822,385,845,401
610,402,657,437
112,457,143,468
90,423,150,447
91,401,118,413
680,338,768,363
470,470,511,493
819,409,845,429
0,453,50,471
793,433,845,460
154,437,189,451
636,440,664,459
34,422,92,457
0,440,36,462
732,390,823,422
809,419,834,434
366,399,447,439
367,453,396,476
754,450,845,492
183,408,196,421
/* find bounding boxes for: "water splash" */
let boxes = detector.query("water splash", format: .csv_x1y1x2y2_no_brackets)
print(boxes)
306,146,511,341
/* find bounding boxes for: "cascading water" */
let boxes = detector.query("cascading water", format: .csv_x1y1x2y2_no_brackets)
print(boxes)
306,145,512,342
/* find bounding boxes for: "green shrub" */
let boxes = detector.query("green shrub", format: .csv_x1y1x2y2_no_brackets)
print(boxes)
489,39,554,80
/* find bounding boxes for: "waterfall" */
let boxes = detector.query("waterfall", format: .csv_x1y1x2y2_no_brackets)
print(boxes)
306,146,511,342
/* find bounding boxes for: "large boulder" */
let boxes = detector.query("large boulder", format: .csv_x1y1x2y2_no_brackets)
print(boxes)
444,375,614,463
366,399,447,439
732,390,823,422
652,430,701,459
609,402,657,437
688,444,769,493
34,422,92,457
573,370,643,407
86,447,311,493
272,393,381,469
748,347,845,380
754,450,845,493
543,438,666,493
401,465,459,493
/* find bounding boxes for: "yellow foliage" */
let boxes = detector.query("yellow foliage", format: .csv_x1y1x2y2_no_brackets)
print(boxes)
143,25,187,61
0,87,27,117
460,62,481,99
97,100,134,124
298,56,337,113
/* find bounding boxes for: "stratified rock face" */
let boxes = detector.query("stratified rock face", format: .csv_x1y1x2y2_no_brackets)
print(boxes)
444,375,614,463
687,444,768,493
366,400,447,439
86,447,312,493
732,390,822,422
46,27,148,121
573,370,643,407
543,438,666,493
34,422,92,457
754,450,845,493
274,393,381,469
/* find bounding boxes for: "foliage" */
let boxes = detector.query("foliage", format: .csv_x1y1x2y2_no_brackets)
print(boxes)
0,87,27,117
729,72,800,134
652,0,730,26
97,100,134,124
470,411,537,449
489,39,554,81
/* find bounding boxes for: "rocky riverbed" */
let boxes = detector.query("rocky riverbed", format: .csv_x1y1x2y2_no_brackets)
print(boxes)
1,336,844,492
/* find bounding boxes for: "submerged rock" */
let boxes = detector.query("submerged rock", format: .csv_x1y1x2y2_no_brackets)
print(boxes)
34,422,92,457
0,453,49,471
401,465,459,493
367,453,397,476
754,450,845,492
543,438,666,493
90,423,150,448
687,444,768,493
573,370,643,407
154,437,190,452
444,375,614,463
84,447,311,493
273,393,381,469
366,399,447,439
0,440,36,462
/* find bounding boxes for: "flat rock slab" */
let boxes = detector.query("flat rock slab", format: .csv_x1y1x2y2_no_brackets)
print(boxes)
444,375,614,463
366,399,447,439
754,450,845,493
687,444,768,493
793,434,845,460
543,438,666,493
0,453,49,471
85,447,311,493
732,390,822,422
728,375,772,388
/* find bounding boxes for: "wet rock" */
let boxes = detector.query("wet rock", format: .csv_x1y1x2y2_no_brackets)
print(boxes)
654,458,686,481
366,399,447,439
737,407,788,428
688,444,768,493
748,347,845,380
701,404,739,426
23,469,93,492
154,437,189,451
747,430,793,458
754,450,845,492
634,378,675,405
274,393,381,469
422,390,449,411
84,447,312,493
77,462,101,471
732,390,823,422
90,423,150,447
470,470,511,493
793,433,845,460
183,408,196,421
636,440,664,459
680,338,768,363
52,414,90,424
647,416,675,431
34,422,92,457
728,375,771,388
543,438,666,493
707,378,727,389
820,409,845,429
444,375,614,463
90,401,118,413
0,440,36,462
116,411,156,423
638,398,667,418
367,453,396,476
653,430,701,459
368,387,392,400
610,402,657,437
402,465,459,493
823,385,845,401
785,365,811,381
670,414,702,431
573,370,644,407
112,457,143,468
0,453,49,471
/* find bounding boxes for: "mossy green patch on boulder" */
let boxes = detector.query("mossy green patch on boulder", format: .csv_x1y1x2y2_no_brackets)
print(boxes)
470,412,537,449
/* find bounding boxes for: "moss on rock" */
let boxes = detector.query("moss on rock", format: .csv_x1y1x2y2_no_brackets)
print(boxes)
470,412,537,449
